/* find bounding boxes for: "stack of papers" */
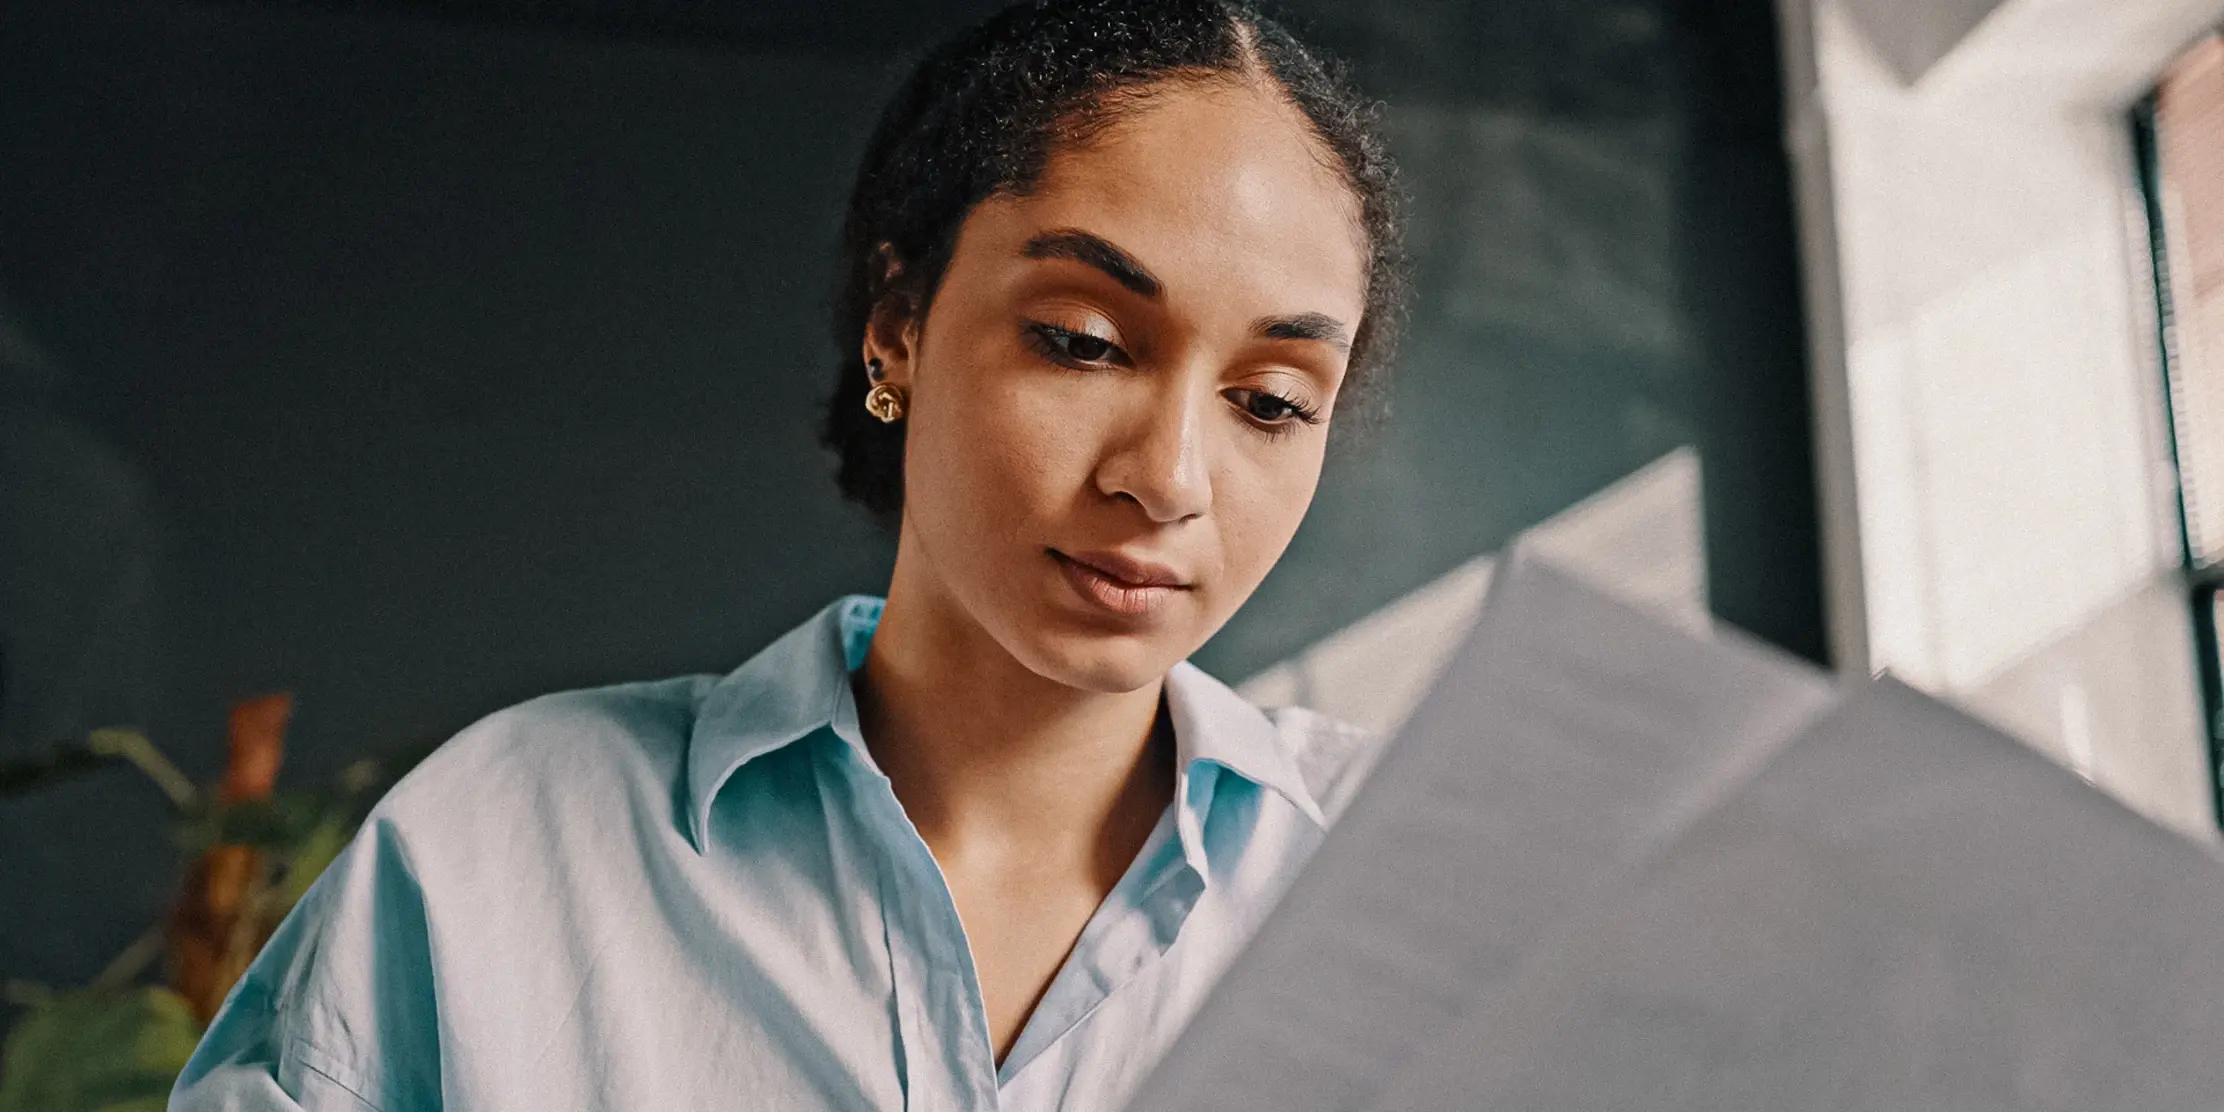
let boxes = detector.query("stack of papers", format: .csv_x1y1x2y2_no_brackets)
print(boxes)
1132,551,2224,1111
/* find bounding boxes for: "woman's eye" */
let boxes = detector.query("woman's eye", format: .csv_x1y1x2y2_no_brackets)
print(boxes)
1063,332,1114,362
1229,388,1321,428
1245,392,1295,421
1026,322,1124,367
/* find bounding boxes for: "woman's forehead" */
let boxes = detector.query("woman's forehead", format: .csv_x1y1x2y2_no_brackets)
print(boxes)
985,82,1368,317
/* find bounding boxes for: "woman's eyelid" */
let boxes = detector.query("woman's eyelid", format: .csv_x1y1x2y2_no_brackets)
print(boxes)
1056,323,1127,361
1225,384,1323,427
1025,297,1126,342
1024,319,1130,369
1024,304,1135,358
1235,368,1324,411
1060,321,1126,353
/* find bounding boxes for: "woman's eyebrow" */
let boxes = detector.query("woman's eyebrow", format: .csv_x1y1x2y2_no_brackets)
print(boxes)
1021,227,1350,351
1253,311,1351,352
1020,228,1162,299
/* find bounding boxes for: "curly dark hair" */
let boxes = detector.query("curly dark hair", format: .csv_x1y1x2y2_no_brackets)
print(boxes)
822,0,1409,523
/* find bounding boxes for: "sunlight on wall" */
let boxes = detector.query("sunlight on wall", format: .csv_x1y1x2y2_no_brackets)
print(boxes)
1798,0,2224,836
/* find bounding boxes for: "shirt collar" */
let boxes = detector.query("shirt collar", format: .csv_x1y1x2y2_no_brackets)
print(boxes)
1162,659,1327,836
685,595,881,853
683,596,1327,857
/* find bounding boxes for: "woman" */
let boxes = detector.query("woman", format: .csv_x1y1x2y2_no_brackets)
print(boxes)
172,0,1408,1107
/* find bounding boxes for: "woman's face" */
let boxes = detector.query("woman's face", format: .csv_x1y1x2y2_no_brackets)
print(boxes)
870,77,1369,694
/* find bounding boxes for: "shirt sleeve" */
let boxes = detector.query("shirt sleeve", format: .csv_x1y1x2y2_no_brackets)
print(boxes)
169,817,444,1112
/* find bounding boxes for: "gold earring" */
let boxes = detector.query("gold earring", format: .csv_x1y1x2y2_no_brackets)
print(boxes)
864,382,906,424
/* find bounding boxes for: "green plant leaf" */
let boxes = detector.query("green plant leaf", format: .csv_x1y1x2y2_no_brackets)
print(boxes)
0,986,204,1112
173,792,344,859
274,812,354,914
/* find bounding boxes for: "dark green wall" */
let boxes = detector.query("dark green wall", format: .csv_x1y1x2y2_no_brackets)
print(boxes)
0,0,1821,1002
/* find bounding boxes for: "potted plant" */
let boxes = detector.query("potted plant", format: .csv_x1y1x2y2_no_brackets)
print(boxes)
0,697,430,1111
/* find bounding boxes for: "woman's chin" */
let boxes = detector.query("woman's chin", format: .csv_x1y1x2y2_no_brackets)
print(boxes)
1011,627,1180,695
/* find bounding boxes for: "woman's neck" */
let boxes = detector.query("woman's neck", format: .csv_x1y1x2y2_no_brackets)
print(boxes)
854,554,1175,885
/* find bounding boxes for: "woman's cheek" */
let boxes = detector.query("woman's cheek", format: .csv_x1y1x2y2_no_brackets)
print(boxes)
986,375,1100,502
1224,450,1322,582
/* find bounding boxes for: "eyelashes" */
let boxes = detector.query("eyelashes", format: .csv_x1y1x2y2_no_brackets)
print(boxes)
1021,320,1324,437
1024,320,1126,368
1231,387,1324,431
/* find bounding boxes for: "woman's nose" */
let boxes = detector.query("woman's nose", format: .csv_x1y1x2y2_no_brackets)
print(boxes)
1096,383,1212,524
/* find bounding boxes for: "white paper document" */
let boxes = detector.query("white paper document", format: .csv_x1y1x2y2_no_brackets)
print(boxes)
1130,551,2224,1111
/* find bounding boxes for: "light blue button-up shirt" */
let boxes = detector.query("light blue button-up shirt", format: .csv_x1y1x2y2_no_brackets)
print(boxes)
171,595,1383,1111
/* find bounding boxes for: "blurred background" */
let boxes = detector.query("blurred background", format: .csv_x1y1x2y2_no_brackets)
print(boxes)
1,0,2219,1085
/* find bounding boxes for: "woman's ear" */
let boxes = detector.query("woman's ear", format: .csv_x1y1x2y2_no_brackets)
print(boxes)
861,243,920,388
862,293,921,389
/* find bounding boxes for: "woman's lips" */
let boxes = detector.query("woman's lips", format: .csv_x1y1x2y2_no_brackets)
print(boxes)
1049,548,1190,616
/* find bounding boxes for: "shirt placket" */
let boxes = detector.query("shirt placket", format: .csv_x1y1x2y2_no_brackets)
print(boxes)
847,754,1003,1112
